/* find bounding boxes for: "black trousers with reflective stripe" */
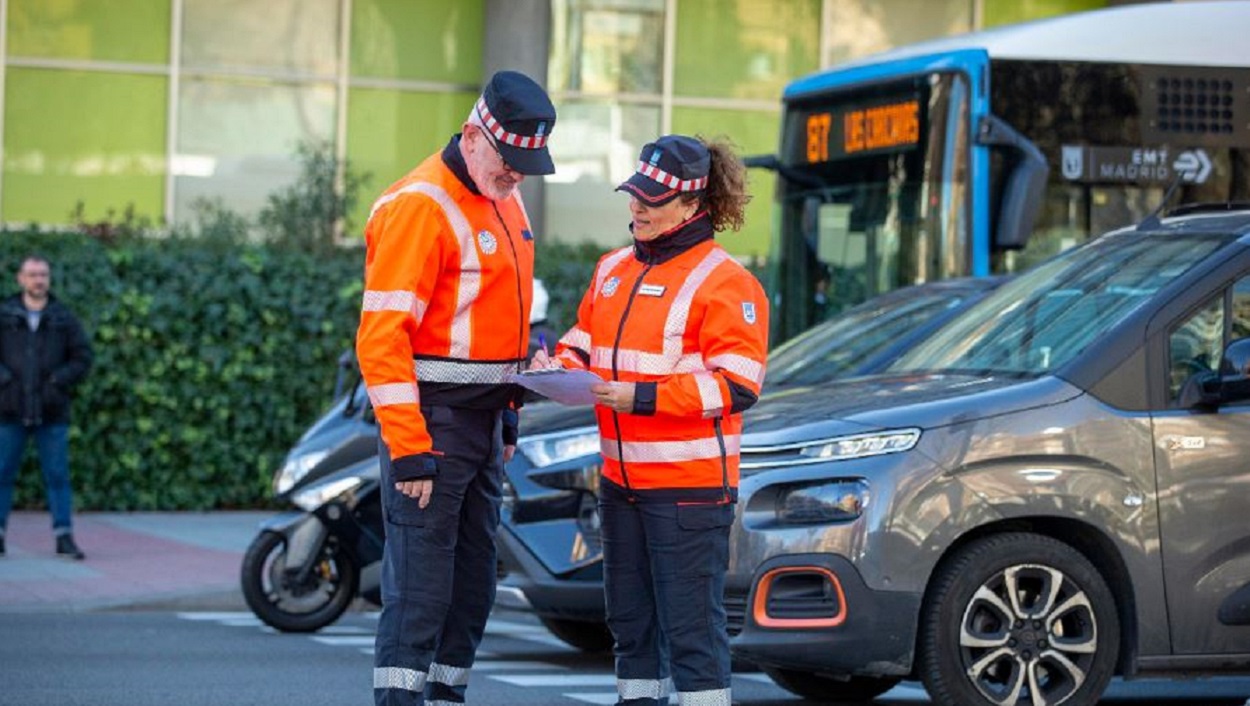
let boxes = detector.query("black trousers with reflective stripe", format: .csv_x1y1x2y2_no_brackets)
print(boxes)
374,406,503,706
599,478,734,705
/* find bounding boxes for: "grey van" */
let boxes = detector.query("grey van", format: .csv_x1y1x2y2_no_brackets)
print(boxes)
728,207,1250,705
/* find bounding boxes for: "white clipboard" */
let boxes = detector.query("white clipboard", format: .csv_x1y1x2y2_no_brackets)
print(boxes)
511,368,602,406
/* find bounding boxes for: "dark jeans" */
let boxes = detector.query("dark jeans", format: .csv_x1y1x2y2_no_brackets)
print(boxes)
0,422,73,533
373,406,503,706
599,478,734,706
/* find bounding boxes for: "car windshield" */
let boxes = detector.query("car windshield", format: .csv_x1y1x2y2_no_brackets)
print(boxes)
890,233,1231,377
766,287,977,386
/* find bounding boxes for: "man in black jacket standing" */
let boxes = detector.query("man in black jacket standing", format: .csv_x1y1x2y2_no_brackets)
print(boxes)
0,255,92,559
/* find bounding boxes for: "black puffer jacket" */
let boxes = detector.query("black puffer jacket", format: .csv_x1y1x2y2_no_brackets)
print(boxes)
0,294,92,425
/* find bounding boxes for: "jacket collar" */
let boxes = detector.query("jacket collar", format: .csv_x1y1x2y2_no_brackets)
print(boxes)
0,292,59,316
441,135,482,197
632,212,714,265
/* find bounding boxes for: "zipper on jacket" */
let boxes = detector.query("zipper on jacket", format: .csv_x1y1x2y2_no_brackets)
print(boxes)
713,417,730,502
609,261,653,495
492,202,527,367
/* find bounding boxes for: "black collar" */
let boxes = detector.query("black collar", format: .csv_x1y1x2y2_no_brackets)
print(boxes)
441,135,481,196
632,212,714,265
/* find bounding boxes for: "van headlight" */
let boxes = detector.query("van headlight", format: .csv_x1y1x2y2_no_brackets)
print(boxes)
517,427,600,467
292,475,365,511
274,449,330,495
798,429,921,461
776,479,869,525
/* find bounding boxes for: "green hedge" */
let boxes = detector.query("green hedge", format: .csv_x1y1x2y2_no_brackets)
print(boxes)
1,230,598,510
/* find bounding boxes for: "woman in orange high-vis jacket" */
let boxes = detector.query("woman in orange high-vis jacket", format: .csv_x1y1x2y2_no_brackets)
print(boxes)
534,135,768,706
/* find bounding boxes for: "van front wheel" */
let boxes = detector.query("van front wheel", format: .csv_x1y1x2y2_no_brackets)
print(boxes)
918,532,1119,706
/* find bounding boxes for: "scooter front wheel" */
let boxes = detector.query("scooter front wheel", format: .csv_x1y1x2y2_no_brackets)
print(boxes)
240,530,358,632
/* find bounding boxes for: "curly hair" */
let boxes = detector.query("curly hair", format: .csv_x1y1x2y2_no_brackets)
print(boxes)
681,135,750,232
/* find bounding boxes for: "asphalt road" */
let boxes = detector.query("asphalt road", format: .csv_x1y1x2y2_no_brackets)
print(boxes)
2,609,1248,705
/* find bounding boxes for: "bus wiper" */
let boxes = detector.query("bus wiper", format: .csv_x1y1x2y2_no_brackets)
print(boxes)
743,154,823,188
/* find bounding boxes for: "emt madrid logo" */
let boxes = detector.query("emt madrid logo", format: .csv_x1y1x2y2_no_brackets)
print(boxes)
477,230,498,255
602,276,621,297
742,301,757,324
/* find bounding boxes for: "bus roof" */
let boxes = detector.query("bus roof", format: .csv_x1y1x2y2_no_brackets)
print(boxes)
788,1,1248,99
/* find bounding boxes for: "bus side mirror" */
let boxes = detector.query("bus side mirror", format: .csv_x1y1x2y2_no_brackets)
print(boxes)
978,114,1048,251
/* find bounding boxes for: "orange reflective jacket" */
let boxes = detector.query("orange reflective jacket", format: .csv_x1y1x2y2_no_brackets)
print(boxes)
555,215,769,501
357,147,533,467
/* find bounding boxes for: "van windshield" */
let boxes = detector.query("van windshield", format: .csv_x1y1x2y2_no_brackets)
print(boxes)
890,233,1230,376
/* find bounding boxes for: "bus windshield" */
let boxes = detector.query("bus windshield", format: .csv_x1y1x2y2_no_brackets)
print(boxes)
769,71,972,339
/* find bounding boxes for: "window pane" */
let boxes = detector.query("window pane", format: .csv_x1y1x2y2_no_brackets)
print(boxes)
550,0,665,95
3,68,166,224
823,0,972,66
983,0,1106,28
671,107,780,261
1233,278,1250,343
8,0,170,63
174,77,336,221
1169,296,1224,403
674,0,820,100
346,88,478,233
182,0,338,75
545,100,660,247
351,0,484,83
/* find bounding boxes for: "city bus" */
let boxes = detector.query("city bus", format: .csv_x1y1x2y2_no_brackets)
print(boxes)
757,0,1250,341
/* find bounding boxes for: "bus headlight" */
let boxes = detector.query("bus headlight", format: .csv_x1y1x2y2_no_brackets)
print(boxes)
776,479,869,525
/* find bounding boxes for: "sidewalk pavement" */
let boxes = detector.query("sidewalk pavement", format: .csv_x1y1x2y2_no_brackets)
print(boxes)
0,510,270,613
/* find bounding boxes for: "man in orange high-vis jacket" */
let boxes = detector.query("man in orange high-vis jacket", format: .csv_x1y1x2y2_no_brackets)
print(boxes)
540,135,768,706
359,70,556,706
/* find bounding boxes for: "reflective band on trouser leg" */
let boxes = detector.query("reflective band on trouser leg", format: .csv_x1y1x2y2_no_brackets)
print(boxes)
618,677,673,701
427,663,471,687
373,667,426,693
676,688,732,705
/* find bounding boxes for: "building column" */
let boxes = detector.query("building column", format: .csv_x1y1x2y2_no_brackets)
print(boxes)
484,0,552,236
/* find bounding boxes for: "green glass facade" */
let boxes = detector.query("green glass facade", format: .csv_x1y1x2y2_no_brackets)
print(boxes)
0,0,1124,257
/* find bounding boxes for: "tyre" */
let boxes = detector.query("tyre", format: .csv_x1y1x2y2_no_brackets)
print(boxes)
762,667,900,703
538,617,615,653
918,533,1119,706
240,530,358,633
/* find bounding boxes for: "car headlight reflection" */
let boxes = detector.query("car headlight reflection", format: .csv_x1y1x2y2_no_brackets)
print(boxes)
292,475,365,512
274,449,330,495
517,427,601,467
776,479,869,525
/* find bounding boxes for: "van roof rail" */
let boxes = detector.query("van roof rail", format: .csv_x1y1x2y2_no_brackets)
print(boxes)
1166,202,1250,217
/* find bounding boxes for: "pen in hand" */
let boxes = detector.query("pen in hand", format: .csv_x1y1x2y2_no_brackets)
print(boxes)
538,333,548,356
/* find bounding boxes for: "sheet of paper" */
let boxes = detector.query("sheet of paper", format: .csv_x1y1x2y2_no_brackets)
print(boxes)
510,368,603,406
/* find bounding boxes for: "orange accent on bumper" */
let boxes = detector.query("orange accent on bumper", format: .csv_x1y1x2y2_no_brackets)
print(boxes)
752,566,847,629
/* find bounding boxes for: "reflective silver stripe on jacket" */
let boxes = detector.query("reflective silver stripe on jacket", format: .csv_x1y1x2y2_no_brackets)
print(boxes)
367,382,419,408
617,677,673,700
373,667,426,692
559,326,591,353
662,249,730,362
414,359,520,385
592,347,703,376
601,435,740,464
427,662,471,686
677,687,732,705
705,353,765,386
594,246,634,298
362,289,428,325
694,370,724,418
368,181,480,359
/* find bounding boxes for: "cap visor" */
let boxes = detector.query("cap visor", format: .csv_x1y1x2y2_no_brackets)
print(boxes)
498,143,555,176
615,173,682,206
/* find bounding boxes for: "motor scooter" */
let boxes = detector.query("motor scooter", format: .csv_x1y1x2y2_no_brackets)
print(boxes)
239,352,385,632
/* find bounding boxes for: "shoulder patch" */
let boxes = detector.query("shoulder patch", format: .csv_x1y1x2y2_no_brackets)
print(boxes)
742,301,757,324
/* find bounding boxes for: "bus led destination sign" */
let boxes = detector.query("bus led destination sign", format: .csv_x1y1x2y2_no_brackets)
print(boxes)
800,97,921,163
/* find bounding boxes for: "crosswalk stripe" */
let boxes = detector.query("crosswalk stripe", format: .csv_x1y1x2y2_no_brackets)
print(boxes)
318,625,372,634
483,619,549,634
473,661,568,671
312,636,376,647
176,611,254,621
735,673,773,684
491,674,616,687
563,694,619,705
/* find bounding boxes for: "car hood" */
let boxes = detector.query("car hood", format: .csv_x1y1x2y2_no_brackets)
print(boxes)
743,373,1081,446
518,400,597,436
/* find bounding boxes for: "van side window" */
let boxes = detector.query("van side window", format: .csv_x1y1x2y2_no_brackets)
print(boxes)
1168,296,1224,404
1232,277,1250,342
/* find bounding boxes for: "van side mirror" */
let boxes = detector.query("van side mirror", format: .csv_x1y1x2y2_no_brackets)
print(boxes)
1179,338,1250,409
